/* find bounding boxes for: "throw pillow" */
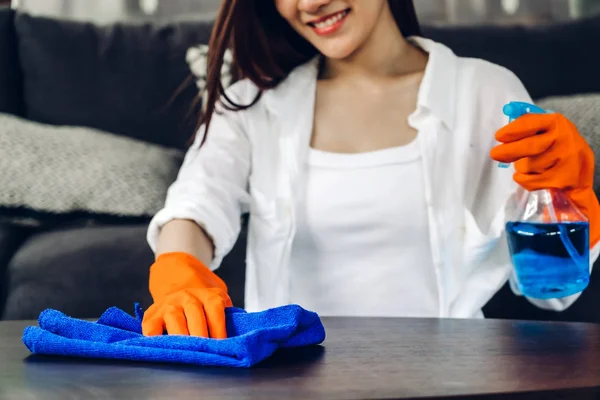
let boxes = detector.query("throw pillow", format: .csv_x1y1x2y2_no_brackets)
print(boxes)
186,44,234,110
0,113,184,227
538,94,600,196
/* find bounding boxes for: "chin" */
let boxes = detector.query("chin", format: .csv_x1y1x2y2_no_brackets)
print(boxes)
318,48,357,60
313,38,361,60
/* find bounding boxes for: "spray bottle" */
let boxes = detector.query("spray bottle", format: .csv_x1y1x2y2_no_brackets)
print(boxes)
501,102,590,299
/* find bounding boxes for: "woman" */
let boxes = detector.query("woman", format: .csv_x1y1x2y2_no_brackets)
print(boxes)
142,0,600,338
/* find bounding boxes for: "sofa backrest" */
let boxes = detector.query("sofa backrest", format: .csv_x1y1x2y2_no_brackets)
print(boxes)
0,7,25,117
13,13,214,150
424,15,600,100
10,12,600,150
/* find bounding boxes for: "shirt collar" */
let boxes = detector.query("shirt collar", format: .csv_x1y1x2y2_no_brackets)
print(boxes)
263,56,319,117
409,36,458,131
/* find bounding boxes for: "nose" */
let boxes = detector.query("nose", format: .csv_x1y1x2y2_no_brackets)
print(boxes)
298,0,332,14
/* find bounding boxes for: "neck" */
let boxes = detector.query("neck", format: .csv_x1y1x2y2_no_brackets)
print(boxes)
322,9,425,81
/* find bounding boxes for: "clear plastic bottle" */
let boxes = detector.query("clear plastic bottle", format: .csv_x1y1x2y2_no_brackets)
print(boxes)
501,102,590,299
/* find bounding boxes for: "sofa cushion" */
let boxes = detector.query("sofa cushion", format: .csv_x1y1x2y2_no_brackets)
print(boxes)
0,7,24,116
0,113,184,227
2,223,247,320
424,15,600,100
14,12,214,150
0,224,33,319
3,225,154,320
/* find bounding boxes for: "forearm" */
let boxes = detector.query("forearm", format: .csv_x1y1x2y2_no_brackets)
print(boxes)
155,219,215,267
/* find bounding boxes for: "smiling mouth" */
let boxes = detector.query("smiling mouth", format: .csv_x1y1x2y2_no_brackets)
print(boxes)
307,8,351,30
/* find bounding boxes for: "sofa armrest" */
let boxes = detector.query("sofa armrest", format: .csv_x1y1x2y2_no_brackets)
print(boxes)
0,224,32,319
1,223,246,320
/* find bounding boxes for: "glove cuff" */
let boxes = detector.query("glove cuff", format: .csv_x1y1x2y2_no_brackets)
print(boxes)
149,252,229,300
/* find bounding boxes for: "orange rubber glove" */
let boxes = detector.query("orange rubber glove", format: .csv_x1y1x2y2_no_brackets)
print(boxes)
490,112,600,247
141,252,233,338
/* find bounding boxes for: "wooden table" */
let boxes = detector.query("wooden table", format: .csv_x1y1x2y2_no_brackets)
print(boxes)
1,317,599,399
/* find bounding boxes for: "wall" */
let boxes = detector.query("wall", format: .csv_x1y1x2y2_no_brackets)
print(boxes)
15,0,218,23
13,0,600,24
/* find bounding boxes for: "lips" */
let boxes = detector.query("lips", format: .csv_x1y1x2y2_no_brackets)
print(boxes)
307,8,350,36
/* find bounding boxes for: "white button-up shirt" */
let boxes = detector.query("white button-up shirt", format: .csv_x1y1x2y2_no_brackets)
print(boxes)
148,37,599,318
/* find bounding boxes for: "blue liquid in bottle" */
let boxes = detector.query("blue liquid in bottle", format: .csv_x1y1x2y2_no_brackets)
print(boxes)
506,221,590,299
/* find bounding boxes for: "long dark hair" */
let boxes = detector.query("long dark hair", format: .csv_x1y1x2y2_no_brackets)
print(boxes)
197,0,421,145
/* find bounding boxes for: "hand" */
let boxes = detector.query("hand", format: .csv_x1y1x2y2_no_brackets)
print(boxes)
490,112,593,192
491,112,600,246
141,252,233,338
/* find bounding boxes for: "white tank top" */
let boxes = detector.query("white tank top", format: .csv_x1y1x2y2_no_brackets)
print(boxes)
289,139,439,317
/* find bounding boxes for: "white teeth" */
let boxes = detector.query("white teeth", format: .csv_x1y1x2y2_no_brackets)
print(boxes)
313,10,347,29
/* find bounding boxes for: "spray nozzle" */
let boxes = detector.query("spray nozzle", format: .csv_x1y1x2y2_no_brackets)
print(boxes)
498,102,549,169
503,101,547,121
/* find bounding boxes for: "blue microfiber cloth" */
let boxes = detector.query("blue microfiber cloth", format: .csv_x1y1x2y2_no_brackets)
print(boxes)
22,304,326,368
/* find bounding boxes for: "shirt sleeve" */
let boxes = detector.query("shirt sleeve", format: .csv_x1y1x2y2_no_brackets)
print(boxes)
146,80,254,270
466,63,598,312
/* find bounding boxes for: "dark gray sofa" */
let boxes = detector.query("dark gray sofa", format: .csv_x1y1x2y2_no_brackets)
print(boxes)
2,6,600,322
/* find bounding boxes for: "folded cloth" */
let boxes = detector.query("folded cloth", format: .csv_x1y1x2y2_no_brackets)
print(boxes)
22,304,326,368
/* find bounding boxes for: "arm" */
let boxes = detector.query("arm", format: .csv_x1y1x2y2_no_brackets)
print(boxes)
155,219,214,266
142,80,254,337
452,62,596,316
147,79,253,270
492,105,600,311
477,67,598,312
